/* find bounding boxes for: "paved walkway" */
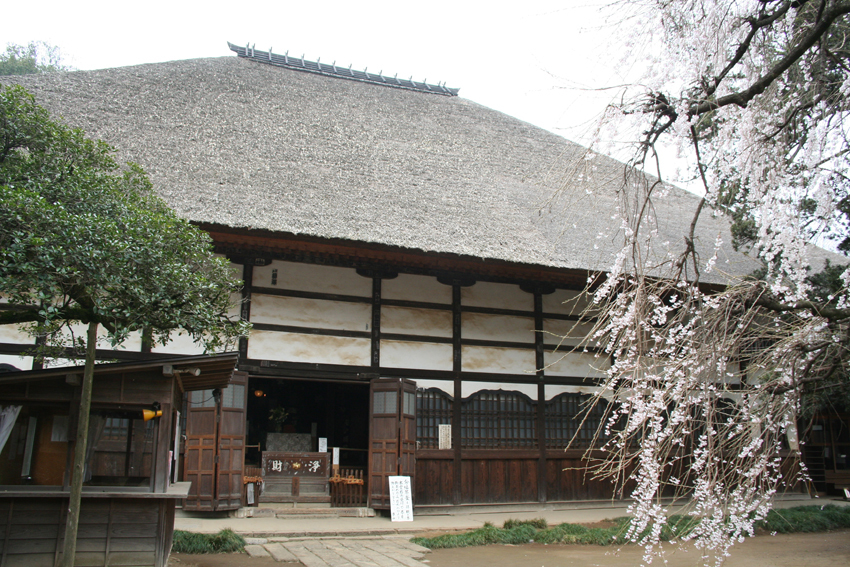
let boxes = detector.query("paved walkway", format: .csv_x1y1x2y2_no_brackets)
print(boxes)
174,494,827,539
175,500,643,538
175,496,850,567
243,536,431,566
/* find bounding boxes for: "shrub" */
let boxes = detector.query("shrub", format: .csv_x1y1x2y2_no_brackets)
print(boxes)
171,529,246,553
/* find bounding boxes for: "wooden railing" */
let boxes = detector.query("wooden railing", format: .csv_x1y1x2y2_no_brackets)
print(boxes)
329,467,366,507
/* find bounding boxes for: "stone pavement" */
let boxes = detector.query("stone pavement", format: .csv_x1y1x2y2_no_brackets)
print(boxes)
174,496,850,567
174,493,825,539
242,536,432,567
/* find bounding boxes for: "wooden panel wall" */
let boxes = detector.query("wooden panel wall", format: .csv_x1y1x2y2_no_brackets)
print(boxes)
415,452,619,505
0,497,174,567
545,455,616,501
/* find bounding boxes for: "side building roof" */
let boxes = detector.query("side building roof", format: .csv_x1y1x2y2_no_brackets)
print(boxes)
1,55,789,283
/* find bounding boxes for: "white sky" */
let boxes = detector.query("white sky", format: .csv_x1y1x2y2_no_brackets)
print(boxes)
1,0,630,148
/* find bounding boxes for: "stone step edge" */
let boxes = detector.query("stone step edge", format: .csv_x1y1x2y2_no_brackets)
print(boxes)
238,529,423,539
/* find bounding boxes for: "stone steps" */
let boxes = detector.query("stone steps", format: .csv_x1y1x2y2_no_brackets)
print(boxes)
231,506,375,519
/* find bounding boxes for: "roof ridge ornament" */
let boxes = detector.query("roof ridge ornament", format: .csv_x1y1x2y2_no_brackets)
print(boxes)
227,41,459,96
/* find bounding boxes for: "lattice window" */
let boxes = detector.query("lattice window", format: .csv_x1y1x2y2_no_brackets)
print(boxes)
222,384,245,408
545,393,609,449
461,390,536,449
416,388,452,449
102,417,129,441
189,389,216,408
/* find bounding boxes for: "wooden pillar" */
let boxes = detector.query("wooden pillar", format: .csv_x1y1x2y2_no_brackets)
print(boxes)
371,277,381,368
239,263,254,361
533,289,548,503
452,284,463,506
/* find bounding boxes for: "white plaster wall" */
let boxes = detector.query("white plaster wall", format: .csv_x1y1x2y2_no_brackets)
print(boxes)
461,345,536,374
0,355,32,370
414,379,454,396
461,282,532,311
543,350,610,378
229,292,244,318
41,359,77,369
381,306,452,338
0,324,35,345
116,330,144,352
61,323,144,352
462,312,535,343
254,261,371,297
227,258,243,279
460,381,538,400
151,331,207,355
380,340,453,371
542,319,595,346
542,289,594,316
251,294,371,332
247,330,370,366
413,382,602,401
544,384,602,399
382,274,451,304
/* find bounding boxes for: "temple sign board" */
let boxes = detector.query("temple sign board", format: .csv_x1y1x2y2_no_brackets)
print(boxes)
388,475,414,521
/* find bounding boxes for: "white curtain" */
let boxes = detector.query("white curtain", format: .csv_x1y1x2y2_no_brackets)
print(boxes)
0,406,21,455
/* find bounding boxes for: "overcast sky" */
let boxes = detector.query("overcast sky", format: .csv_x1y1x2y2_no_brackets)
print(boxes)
2,0,631,148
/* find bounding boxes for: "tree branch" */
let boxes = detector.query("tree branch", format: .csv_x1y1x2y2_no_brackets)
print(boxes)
695,1,850,114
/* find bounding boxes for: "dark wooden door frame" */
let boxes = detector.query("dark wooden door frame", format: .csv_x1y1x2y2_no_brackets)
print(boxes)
183,373,248,511
367,377,416,510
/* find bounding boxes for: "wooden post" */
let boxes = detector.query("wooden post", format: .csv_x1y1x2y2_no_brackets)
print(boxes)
61,321,98,567
452,284,462,506
534,292,547,503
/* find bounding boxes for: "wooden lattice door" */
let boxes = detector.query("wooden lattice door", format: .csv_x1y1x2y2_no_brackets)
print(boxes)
183,372,247,511
216,371,248,509
368,378,416,510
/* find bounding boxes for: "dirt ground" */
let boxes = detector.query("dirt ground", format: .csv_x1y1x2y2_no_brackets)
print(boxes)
424,529,850,567
170,529,850,567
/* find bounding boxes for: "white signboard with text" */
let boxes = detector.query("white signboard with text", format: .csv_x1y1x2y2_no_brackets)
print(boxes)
388,476,414,522
438,424,451,449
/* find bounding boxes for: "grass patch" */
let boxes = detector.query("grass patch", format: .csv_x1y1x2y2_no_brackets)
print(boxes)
411,505,850,550
503,518,548,530
758,505,850,533
411,517,631,549
171,529,246,553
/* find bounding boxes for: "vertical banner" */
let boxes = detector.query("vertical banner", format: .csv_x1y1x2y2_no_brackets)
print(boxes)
319,437,328,453
388,476,414,522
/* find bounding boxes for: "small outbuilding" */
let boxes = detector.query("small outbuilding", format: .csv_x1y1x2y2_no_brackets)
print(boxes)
0,352,240,567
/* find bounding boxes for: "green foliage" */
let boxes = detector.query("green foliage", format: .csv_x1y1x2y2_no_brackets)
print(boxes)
0,85,250,357
411,518,631,549
502,518,547,529
411,506,850,550
269,407,289,431
757,505,850,533
171,529,246,553
0,42,72,75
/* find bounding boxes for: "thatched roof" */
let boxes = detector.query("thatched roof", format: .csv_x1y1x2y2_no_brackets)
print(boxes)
1,55,796,281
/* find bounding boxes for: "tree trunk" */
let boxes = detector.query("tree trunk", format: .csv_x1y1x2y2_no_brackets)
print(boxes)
61,321,98,567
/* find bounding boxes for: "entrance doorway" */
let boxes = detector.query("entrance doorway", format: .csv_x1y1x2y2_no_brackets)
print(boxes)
245,378,370,470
